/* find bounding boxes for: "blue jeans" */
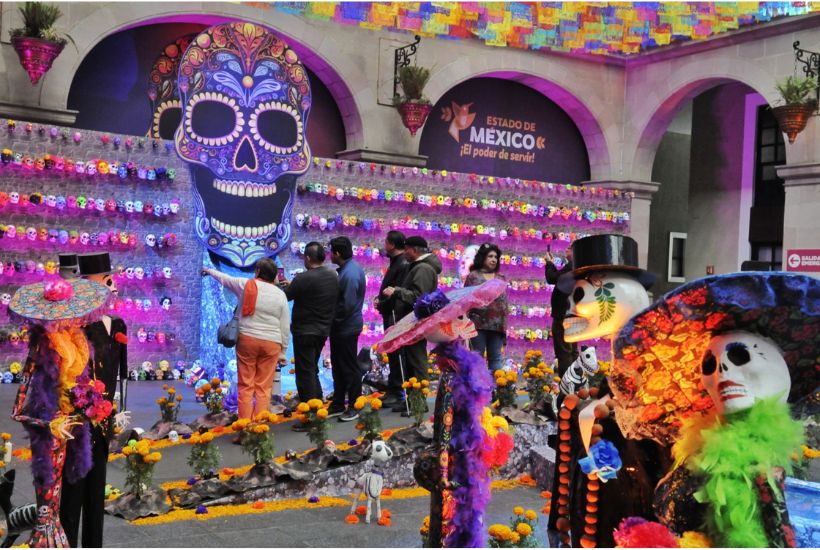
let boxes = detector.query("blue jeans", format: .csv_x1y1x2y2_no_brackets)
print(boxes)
471,330,505,372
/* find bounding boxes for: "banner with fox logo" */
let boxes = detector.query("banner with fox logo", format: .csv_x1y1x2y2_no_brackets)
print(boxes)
419,77,590,183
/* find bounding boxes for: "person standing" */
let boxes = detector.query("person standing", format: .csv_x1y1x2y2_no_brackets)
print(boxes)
282,242,339,406
328,236,367,422
545,247,577,375
381,236,442,412
374,231,409,408
202,258,290,426
464,243,508,372
60,252,129,549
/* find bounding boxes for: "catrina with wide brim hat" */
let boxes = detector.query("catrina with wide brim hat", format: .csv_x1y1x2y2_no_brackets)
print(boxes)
611,272,820,446
9,278,112,331
557,234,656,294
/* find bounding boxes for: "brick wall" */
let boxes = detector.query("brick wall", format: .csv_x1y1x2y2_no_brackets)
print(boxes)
0,121,202,376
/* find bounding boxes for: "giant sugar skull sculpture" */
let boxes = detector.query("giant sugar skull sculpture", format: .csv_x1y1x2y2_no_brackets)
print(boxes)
147,34,196,140
563,272,650,342
175,22,312,267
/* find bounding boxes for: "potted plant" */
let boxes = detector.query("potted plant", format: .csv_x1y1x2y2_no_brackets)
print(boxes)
10,2,69,85
771,75,818,143
394,65,433,136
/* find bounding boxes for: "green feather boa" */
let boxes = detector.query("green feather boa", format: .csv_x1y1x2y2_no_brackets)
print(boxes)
687,397,803,547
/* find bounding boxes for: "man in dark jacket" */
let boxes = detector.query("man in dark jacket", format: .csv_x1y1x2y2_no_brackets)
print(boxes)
382,236,442,412
283,242,339,406
375,231,409,407
329,236,367,422
545,247,577,375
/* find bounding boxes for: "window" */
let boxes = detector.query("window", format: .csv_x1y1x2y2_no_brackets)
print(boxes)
748,105,786,263
668,232,686,283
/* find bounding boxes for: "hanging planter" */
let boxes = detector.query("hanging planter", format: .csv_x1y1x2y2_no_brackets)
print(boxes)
771,75,818,144
772,102,816,144
397,102,433,137
9,2,70,85
11,36,65,85
394,65,432,137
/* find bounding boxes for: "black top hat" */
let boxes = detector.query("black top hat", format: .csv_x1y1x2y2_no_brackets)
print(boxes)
557,234,655,293
78,252,112,277
58,253,79,279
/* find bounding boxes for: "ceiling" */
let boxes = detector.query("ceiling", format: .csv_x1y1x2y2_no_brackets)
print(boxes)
247,2,819,58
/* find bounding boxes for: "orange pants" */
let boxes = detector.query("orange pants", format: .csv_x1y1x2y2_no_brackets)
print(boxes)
235,334,282,420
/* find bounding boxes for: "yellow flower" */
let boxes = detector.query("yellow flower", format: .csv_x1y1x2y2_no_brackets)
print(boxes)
516,522,532,536
523,373,530,379
510,532,521,544
513,506,524,516
493,369,505,379
402,382,409,389
200,432,214,443
421,379,429,387
497,378,507,387
371,399,382,410
422,388,430,396
122,447,133,456
802,445,820,459
162,384,169,391
150,452,162,462
524,509,537,521
316,408,328,419
413,383,421,390
1,433,10,441
506,371,516,382
679,531,712,548
156,398,166,405
409,377,418,384
167,403,175,409
189,434,201,445
175,395,183,401
296,402,310,413
308,399,323,410
354,399,365,411
168,388,176,394
427,368,433,374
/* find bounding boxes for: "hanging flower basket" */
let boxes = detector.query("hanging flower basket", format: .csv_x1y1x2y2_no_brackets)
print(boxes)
11,36,65,85
772,102,816,144
397,102,432,137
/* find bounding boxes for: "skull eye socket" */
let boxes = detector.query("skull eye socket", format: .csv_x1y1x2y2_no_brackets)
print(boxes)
726,342,751,366
701,350,717,376
184,93,243,145
157,106,182,140
573,286,585,303
250,102,303,154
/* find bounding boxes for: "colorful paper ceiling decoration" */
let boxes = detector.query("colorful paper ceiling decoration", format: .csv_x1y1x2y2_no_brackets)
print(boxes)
246,2,818,56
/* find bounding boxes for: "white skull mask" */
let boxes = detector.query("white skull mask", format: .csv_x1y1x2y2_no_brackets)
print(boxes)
175,22,312,267
125,201,134,213
168,430,179,443
125,267,134,280
135,267,145,280
9,192,19,204
0,293,11,305
46,195,57,208
563,272,650,343
137,328,147,343
701,331,791,415
26,228,36,241
80,233,90,245
163,267,172,279
145,234,156,248
169,199,180,214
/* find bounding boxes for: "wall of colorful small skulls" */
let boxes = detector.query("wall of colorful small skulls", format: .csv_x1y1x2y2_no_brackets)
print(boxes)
0,120,203,383
283,158,634,365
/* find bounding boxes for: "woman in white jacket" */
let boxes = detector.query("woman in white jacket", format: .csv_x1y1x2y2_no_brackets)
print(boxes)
202,258,290,425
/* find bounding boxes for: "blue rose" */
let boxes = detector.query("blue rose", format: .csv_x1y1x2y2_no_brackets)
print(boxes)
414,289,451,319
579,439,622,482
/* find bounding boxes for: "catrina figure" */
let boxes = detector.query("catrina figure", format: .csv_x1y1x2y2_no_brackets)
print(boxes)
8,277,113,548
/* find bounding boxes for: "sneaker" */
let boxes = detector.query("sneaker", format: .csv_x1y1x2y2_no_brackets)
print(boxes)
291,423,309,432
380,393,404,407
326,406,345,419
338,409,359,422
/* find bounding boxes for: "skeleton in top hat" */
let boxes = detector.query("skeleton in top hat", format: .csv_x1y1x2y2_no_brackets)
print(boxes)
546,234,668,548
58,252,130,548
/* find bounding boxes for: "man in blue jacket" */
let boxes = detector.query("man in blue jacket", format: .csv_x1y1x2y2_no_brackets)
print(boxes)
328,236,367,421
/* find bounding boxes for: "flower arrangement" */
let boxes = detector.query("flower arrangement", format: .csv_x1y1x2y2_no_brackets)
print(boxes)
296,399,329,447
479,407,514,471
231,411,276,465
67,373,113,427
613,517,683,548
122,438,162,498
521,350,554,404
157,384,182,422
353,395,383,441
0,432,11,473
427,355,441,381
487,506,540,548
402,377,430,426
195,377,226,414
493,369,518,409
187,430,222,479
420,515,430,545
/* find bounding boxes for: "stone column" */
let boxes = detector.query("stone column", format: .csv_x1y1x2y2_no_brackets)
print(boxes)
583,180,660,269
777,162,820,275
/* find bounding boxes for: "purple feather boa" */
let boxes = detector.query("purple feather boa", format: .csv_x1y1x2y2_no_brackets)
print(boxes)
437,342,494,548
64,411,92,484
26,331,60,490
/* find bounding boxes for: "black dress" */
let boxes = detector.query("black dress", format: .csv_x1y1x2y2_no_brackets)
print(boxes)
59,317,127,548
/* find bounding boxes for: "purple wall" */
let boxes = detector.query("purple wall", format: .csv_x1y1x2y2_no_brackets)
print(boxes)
67,23,346,157
419,77,590,183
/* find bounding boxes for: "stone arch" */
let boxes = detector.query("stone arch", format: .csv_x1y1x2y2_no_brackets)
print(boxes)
628,56,778,182
39,5,367,148
425,61,615,181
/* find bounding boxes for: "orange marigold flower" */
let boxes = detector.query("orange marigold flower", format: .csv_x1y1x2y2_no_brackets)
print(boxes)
345,514,360,524
252,501,265,509
377,517,391,527
355,505,367,516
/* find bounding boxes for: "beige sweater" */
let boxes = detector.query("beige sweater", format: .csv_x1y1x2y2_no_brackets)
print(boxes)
206,268,290,349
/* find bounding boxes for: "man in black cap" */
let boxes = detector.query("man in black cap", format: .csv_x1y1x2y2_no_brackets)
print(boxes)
60,252,129,548
545,247,577,376
374,231,409,408
381,236,442,412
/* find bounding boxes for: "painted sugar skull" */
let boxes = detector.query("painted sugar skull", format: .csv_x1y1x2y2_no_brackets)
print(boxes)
147,34,196,140
700,331,791,415
563,272,650,343
175,22,312,267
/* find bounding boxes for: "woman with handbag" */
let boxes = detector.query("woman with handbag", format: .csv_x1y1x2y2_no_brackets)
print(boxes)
202,258,290,430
